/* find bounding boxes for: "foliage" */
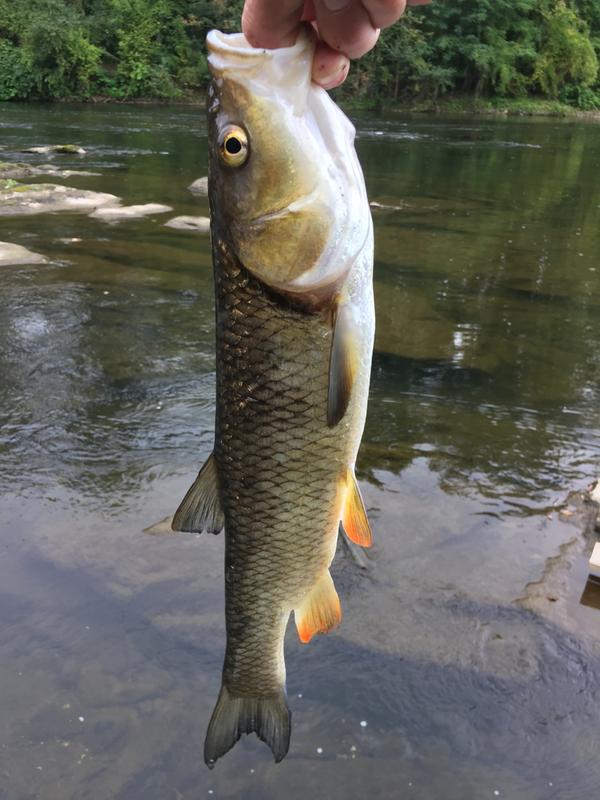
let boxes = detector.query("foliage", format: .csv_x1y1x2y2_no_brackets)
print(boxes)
0,41,35,100
1,0,600,108
533,0,598,98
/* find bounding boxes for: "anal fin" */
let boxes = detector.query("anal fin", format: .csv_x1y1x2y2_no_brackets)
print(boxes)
340,468,372,548
294,570,342,644
172,452,224,534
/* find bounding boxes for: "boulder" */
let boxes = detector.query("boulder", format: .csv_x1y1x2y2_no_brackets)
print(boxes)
187,176,208,195
164,215,211,233
0,182,119,216
0,241,47,266
21,144,86,155
0,161,98,180
89,203,173,220
369,200,404,212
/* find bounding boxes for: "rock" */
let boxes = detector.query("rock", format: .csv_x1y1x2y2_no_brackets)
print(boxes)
0,161,98,180
0,161,38,180
21,144,86,155
143,515,175,535
590,480,600,505
164,215,211,233
0,182,119,216
0,241,47,266
89,203,173,220
187,176,208,195
369,200,404,212
35,164,99,178
590,542,600,579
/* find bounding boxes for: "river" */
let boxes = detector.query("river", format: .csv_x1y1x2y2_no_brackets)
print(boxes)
1,102,599,799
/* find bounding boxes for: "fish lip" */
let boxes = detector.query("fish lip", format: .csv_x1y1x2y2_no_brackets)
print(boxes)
207,29,313,74
248,188,321,228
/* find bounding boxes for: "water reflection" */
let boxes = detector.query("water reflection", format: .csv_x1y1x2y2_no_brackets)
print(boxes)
0,104,599,798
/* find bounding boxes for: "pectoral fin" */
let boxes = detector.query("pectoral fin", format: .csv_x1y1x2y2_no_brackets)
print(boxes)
327,303,360,428
172,453,224,534
340,468,372,548
294,570,342,644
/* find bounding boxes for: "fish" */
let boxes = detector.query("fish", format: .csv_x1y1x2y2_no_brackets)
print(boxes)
172,27,375,767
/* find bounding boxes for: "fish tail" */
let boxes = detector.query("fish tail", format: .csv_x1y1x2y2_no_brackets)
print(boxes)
204,683,291,768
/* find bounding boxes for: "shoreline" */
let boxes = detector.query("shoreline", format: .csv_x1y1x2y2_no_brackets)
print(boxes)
339,96,600,121
4,95,600,121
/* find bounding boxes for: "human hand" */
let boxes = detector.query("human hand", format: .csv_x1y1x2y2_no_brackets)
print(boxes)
242,1,432,90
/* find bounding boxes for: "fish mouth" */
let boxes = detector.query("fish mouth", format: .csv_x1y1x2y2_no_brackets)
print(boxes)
249,188,321,227
207,29,314,80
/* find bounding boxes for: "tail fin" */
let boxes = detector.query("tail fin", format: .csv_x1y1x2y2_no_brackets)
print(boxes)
204,683,291,768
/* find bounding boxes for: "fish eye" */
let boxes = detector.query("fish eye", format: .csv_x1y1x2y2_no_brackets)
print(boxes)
219,125,249,167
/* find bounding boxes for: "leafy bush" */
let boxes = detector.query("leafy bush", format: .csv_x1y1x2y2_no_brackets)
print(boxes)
0,40,34,100
534,0,598,97
559,83,600,108
24,24,101,99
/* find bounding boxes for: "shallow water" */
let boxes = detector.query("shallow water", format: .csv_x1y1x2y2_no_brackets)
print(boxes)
1,103,599,800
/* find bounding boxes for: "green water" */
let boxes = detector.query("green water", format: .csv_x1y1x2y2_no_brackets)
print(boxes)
0,103,599,800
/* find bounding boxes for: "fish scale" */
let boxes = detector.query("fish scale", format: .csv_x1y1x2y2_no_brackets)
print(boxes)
215,247,346,675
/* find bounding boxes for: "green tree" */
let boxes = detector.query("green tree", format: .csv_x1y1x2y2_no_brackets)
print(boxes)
0,0,600,107
534,0,598,99
0,41,35,100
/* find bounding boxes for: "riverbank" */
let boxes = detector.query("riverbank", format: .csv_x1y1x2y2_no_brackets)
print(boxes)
341,96,600,120
7,93,599,122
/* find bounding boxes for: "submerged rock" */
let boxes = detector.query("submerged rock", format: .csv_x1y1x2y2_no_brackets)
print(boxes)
0,241,47,266
164,215,211,232
0,182,119,216
1,161,38,180
89,203,173,220
187,176,208,195
0,161,98,180
369,200,405,212
143,515,175,535
21,144,86,155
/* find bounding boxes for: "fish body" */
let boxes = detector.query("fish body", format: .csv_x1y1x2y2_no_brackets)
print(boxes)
173,29,375,766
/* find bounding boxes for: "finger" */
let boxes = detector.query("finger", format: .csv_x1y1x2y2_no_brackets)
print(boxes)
361,1,407,29
301,0,317,21
311,40,350,89
315,0,380,59
242,0,305,48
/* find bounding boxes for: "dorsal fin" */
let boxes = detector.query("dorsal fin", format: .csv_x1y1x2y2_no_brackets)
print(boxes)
340,468,372,548
172,453,224,534
327,302,360,427
294,570,342,644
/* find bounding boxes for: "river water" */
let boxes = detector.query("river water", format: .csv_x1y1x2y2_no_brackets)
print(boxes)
1,103,599,800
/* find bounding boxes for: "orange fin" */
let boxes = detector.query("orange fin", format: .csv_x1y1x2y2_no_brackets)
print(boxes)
340,469,372,548
294,571,342,644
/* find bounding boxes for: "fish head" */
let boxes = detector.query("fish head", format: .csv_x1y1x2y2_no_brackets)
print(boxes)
207,29,371,299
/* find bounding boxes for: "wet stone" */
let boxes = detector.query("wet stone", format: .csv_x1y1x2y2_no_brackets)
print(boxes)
89,203,172,221
187,176,208,195
0,241,48,266
164,215,211,233
0,182,119,216
21,144,86,155
0,161,98,180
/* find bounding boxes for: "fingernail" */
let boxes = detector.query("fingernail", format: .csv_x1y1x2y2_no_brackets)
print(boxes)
316,59,349,90
323,0,351,10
